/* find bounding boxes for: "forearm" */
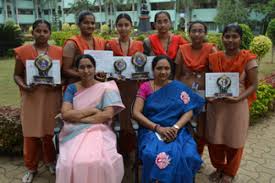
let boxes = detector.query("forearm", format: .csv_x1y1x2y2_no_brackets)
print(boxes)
62,108,99,122
133,111,156,131
174,110,193,129
239,83,258,101
79,110,114,124
14,75,27,88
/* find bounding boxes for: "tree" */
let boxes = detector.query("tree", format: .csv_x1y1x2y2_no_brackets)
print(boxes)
215,0,248,27
246,0,275,33
266,19,275,63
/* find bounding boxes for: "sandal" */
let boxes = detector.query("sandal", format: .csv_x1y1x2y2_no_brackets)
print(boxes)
219,174,234,183
209,170,223,182
22,171,36,183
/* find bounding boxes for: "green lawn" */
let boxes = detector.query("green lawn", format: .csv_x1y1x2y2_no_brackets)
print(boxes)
0,49,274,107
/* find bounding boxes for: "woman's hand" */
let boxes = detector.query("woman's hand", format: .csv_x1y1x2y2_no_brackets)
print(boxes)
207,97,223,104
157,126,177,143
95,72,107,82
21,83,37,92
222,96,241,103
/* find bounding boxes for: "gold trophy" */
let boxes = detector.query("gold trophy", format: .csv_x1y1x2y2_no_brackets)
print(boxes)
131,53,149,80
215,74,232,97
113,58,127,80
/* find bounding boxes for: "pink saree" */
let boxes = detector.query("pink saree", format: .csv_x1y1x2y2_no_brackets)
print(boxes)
56,81,125,183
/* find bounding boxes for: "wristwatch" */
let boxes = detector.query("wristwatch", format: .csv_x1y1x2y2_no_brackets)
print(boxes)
173,124,180,130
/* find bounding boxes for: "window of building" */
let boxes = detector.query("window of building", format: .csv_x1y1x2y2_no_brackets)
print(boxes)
150,2,175,10
43,9,49,15
193,0,217,8
117,4,136,11
18,9,34,15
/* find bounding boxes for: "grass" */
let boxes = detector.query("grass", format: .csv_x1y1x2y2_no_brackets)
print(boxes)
0,49,274,107
0,58,20,107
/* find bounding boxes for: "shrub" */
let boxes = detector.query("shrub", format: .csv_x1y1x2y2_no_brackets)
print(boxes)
62,23,71,31
0,21,24,57
51,30,79,46
239,24,254,50
99,24,111,40
206,32,224,50
250,83,275,120
250,35,272,63
0,106,22,154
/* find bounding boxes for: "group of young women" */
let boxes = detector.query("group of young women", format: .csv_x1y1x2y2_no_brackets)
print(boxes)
13,9,258,183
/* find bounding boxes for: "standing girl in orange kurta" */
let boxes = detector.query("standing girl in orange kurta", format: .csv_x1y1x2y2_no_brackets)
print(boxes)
206,24,258,183
14,19,62,183
105,13,144,155
62,10,105,84
143,11,188,76
175,21,216,157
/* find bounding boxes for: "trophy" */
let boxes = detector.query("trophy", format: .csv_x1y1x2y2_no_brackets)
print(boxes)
113,58,127,80
131,53,149,80
33,54,54,85
215,74,232,97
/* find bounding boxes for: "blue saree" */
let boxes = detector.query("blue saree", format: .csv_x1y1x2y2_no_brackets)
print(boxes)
138,80,205,183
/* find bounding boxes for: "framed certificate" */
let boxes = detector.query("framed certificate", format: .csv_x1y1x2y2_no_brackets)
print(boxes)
205,72,239,98
26,59,61,86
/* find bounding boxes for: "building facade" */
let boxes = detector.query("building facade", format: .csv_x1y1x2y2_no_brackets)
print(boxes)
0,0,219,31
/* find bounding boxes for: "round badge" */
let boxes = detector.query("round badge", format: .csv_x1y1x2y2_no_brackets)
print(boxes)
114,59,127,73
216,75,231,93
132,54,147,68
34,54,52,72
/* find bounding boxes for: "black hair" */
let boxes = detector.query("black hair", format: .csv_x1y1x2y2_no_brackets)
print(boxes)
154,11,171,23
222,23,243,39
77,10,95,25
188,21,208,34
75,54,96,68
152,55,173,71
115,13,132,25
32,19,51,31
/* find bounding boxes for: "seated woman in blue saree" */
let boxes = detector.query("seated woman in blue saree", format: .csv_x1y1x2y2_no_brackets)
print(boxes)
133,55,205,183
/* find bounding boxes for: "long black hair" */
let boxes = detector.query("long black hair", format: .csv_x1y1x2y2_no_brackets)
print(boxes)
77,10,95,25
32,19,51,31
222,23,243,39
75,54,96,68
115,13,132,25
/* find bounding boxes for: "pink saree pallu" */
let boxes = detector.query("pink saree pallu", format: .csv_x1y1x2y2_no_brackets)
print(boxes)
56,81,125,183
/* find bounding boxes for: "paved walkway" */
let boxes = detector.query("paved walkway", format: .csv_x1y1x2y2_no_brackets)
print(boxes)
1,113,275,183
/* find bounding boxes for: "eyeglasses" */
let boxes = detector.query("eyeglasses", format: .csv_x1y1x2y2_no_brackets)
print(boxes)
190,29,205,34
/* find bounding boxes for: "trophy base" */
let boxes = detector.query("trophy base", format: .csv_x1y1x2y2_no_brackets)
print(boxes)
132,72,149,80
214,93,233,98
33,76,54,85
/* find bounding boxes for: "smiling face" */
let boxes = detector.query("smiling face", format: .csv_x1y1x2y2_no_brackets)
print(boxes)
189,23,206,45
116,17,132,38
32,23,51,45
154,13,171,34
222,30,241,52
153,59,171,82
77,58,95,81
78,15,96,36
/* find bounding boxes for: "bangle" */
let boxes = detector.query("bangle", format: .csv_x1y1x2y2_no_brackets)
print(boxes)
154,124,160,132
173,124,180,130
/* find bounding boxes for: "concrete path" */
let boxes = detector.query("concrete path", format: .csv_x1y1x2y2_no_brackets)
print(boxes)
1,113,275,183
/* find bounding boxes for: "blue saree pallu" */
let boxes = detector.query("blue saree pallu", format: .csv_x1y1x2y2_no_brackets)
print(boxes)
138,80,205,183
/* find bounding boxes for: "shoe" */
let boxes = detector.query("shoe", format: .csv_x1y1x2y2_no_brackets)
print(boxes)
46,163,56,175
22,171,36,183
209,169,223,182
219,174,234,183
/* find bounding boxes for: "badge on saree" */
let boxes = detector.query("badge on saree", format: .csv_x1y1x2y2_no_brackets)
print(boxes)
114,58,127,80
215,74,232,97
131,53,149,80
33,54,54,85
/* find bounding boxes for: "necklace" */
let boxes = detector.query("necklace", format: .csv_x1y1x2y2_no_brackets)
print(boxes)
119,38,131,56
152,80,169,92
87,37,96,50
33,44,49,56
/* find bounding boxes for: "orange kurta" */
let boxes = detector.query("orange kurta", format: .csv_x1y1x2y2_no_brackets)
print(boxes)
106,39,144,153
206,50,257,148
65,35,106,53
107,39,144,56
14,44,63,137
178,43,214,90
149,34,188,60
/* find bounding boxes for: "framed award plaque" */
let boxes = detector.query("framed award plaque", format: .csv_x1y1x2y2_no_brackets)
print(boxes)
205,72,239,98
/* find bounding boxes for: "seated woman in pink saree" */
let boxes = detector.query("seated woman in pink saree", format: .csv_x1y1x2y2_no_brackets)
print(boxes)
56,54,125,183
